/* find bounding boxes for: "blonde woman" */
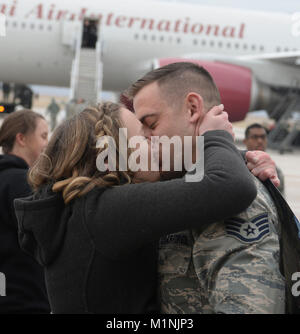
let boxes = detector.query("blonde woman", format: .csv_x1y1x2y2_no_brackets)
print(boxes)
14,102,257,314
0,110,49,314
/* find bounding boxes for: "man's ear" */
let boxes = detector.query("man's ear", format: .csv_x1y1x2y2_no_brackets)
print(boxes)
15,133,27,148
185,93,205,124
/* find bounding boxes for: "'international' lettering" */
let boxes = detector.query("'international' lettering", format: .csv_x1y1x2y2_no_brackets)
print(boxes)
1,1,246,39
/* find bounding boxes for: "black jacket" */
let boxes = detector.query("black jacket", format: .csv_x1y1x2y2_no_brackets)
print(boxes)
0,154,50,314
14,131,257,314
264,180,300,314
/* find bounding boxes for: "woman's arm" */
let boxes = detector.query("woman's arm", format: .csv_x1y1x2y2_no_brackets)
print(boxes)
85,130,257,258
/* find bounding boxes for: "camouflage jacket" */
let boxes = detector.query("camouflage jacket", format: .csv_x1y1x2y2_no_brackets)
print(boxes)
158,176,286,314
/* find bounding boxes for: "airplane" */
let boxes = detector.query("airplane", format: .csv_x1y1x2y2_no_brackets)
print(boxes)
0,0,300,121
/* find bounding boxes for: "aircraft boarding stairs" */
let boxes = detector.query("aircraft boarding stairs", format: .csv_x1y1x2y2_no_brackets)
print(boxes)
70,19,103,106
268,90,300,153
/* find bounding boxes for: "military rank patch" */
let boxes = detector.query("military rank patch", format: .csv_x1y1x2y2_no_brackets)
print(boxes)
225,213,270,244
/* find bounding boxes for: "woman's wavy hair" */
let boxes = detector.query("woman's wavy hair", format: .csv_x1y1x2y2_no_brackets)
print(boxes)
29,102,134,204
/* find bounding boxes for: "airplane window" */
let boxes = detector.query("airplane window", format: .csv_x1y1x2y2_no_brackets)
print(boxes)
284,47,289,52
143,34,148,41
235,43,240,49
151,35,156,41
193,39,198,45
251,45,256,51
202,40,206,46
227,42,231,48
21,23,26,29
48,25,52,31
218,41,223,48
276,47,281,52
12,22,17,28
243,44,248,50
30,24,35,30
168,36,173,43
260,46,264,51
134,33,139,40
160,36,164,42
39,24,44,31
177,37,181,43
210,41,214,47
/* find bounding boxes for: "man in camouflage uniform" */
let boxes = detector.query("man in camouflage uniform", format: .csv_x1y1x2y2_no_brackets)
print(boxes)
128,62,285,314
159,175,285,314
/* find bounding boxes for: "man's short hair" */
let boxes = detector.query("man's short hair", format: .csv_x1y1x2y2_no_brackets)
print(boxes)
126,62,221,112
245,123,267,139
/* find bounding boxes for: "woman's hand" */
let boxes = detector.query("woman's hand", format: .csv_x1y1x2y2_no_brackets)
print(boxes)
246,151,280,187
197,104,235,140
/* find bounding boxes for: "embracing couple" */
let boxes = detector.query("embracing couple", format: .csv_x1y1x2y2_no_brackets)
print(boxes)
14,62,285,314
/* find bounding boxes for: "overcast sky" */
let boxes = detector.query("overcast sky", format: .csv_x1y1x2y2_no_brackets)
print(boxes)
150,0,300,13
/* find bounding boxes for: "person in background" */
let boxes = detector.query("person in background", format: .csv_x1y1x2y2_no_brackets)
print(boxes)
0,110,50,314
46,98,60,131
88,20,98,49
3,83,11,103
82,19,98,49
82,19,90,48
127,62,285,314
244,123,285,196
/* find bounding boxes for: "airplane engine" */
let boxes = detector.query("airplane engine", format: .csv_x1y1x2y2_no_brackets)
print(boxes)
154,58,280,122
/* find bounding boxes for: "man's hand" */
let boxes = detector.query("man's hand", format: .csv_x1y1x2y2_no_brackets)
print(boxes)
198,104,235,139
246,151,280,187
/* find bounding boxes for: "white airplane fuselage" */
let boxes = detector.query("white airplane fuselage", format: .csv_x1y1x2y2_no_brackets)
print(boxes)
0,0,299,91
